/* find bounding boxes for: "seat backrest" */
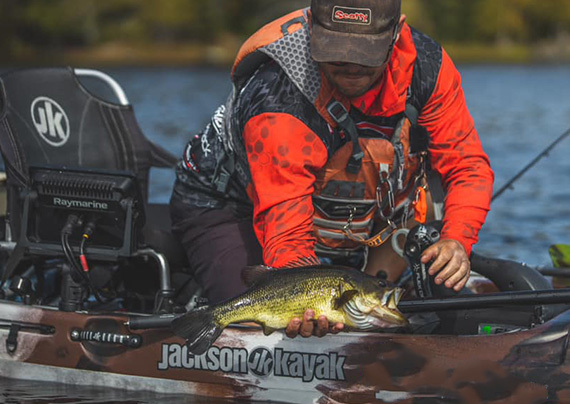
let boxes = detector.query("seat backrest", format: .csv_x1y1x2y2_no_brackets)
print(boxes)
0,67,176,198
0,67,177,240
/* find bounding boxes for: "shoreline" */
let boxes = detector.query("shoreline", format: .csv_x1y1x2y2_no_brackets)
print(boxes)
3,41,570,68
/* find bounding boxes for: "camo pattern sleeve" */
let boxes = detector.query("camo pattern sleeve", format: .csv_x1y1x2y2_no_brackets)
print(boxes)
419,49,494,256
243,113,328,268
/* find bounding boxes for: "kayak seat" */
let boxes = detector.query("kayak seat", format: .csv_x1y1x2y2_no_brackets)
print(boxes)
0,67,189,312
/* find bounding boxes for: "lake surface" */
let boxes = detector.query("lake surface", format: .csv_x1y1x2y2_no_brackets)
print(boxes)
1,64,569,403
0,378,235,404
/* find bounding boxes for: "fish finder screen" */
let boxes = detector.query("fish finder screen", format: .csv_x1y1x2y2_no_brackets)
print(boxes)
25,166,144,253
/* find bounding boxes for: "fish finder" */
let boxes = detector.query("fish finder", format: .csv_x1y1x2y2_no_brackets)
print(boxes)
17,166,145,261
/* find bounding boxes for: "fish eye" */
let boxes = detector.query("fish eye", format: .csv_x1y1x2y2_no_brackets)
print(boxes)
377,279,387,288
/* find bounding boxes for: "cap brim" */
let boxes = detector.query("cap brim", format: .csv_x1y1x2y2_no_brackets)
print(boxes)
311,23,393,67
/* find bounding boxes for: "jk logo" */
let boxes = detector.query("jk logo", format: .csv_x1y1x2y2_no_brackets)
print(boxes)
31,97,70,146
248,348,273,376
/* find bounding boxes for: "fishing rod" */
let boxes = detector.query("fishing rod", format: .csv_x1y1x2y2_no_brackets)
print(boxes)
538,267,570,278
492,126,570,202
398,288,570,313
128,285,570,330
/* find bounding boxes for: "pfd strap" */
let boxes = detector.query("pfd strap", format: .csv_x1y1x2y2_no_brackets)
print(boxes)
343,224,396,248
327,100,363,174
405,102,419,126
390,117,407,192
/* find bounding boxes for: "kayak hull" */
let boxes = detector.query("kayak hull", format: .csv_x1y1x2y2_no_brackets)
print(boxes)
1,301,570,403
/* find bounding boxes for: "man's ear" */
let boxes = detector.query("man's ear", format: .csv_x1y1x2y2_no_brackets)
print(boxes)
396,14,407,41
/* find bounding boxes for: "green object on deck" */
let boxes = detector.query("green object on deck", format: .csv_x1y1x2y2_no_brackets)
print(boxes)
549,245,570,268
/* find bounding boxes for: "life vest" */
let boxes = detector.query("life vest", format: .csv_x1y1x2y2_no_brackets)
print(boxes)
226,9,435,256
312,114,424,253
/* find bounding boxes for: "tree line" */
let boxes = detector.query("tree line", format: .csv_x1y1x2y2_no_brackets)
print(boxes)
1,0,569,63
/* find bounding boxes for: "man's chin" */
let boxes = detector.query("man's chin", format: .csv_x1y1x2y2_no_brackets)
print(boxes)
334,76,376,98
337,86,369,98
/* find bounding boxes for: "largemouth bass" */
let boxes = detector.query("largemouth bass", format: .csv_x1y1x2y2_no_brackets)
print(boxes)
172,265,408,354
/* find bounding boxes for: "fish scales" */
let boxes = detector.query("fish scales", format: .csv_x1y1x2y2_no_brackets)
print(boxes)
213,268,375,329
172,265,407,354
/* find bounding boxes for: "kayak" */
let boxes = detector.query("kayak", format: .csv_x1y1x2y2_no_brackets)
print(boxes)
1,277,570,404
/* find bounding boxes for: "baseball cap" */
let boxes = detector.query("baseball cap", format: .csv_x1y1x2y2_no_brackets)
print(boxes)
310,0,402,67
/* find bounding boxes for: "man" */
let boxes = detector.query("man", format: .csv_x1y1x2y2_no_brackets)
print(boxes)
170,0,494,337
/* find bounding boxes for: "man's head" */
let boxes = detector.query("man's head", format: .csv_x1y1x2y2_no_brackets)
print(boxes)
310,0,402,67
310,0,404,98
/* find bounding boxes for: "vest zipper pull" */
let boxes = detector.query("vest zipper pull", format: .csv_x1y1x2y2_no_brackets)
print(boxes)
413,186,428,224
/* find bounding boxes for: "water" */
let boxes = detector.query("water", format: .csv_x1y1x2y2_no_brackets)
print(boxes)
1,64,570,402
460,65,570,264
0,378,234,404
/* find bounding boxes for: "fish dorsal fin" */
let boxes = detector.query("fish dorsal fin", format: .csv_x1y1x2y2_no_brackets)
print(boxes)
241,265,274,287
334,287,359,310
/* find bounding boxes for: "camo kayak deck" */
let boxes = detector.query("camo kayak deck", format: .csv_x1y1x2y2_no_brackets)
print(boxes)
0,300,569,403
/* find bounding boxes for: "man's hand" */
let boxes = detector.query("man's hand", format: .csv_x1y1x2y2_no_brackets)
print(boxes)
285,309,345,338
422,239,470,292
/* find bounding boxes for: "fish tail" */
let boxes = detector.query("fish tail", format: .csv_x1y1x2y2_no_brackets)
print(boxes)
171,306,224,355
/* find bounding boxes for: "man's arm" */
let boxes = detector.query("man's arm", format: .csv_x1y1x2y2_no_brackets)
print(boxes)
243,112,328,268
418,49,494,290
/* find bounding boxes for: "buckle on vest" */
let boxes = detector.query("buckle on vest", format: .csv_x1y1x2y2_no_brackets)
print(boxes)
327,101,349,124
347,152,364,175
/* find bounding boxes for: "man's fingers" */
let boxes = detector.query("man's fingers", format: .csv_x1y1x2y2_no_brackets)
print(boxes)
330,322,345,334
421,245,438,264
421,239,471,291
285,317,301,338
315,315,328,337
433,253,462,285
446,259,470,290
454,272,470,291
427,247,452,276
286,310,345,338
299,310,315,338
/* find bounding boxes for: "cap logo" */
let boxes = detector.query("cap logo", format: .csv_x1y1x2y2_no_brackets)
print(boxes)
332,6,371,25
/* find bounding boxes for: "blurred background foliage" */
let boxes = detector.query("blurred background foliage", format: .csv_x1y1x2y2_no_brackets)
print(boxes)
1,0,569,66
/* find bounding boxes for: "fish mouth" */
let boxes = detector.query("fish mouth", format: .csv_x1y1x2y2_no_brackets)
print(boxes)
344,288,408,330
373,288,408,327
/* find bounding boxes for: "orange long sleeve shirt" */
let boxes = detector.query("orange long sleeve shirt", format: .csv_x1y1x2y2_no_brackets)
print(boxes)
243,24,494,268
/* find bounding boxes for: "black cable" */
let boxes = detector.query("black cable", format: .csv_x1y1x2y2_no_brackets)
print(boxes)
80,219,116,305
60,215,107,305
61,231,102,305
61,233,83,277
80,236,86,257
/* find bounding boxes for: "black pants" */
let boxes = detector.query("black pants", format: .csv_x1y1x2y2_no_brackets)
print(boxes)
170,199,263,305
